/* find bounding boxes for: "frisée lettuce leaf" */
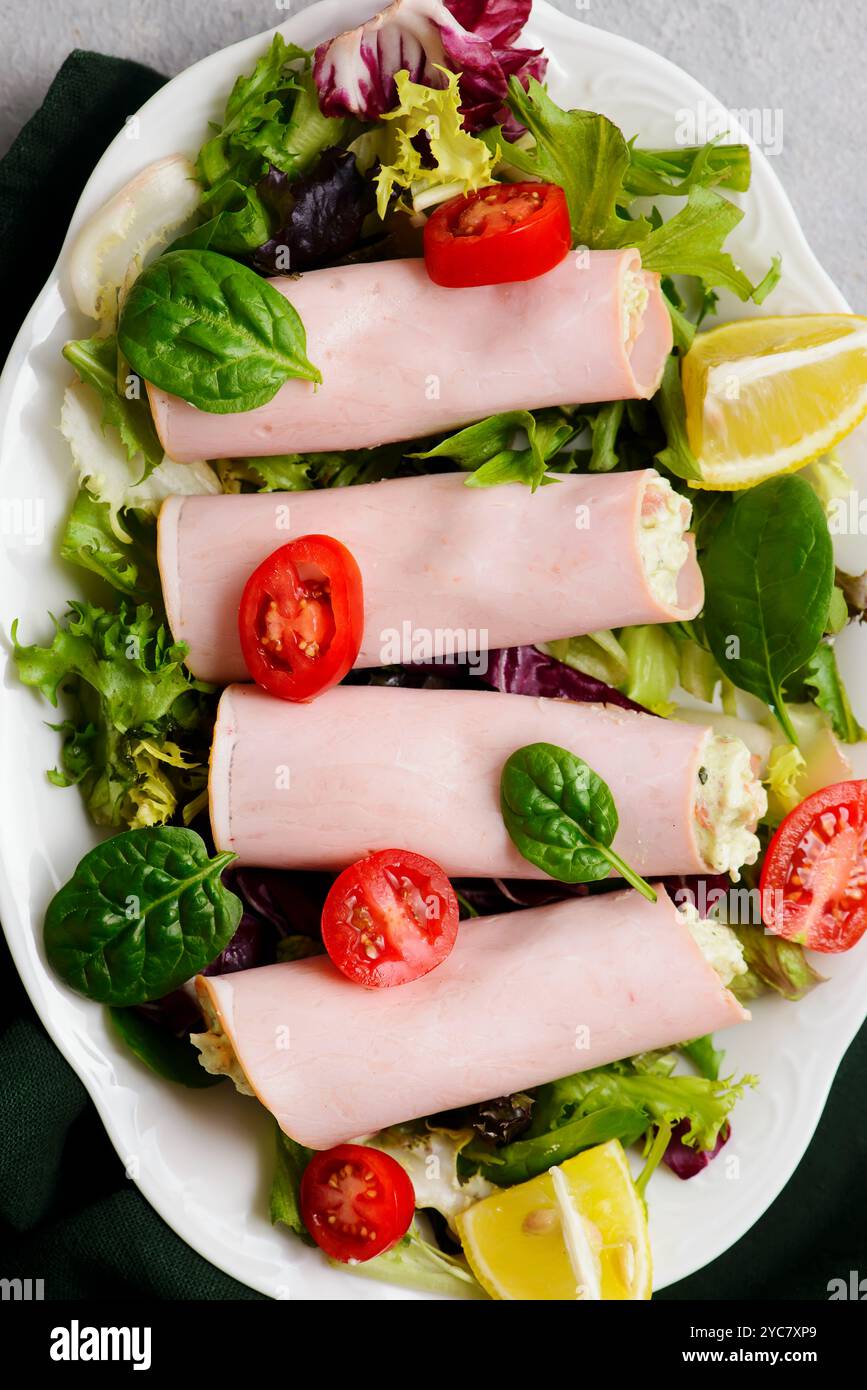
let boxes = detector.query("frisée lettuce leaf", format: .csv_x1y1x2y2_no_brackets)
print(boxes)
352,69,497,218
12,601,214,829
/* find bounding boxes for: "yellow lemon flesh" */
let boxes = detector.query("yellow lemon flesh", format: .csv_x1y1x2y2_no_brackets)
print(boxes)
456,1139,651,1301
681,313,867,490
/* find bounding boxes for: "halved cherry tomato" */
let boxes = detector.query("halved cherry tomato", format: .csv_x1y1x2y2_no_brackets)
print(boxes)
238,534,363,702
759,780,867,952
321,848,460,987
424,182,571,288
301,1143,415,1262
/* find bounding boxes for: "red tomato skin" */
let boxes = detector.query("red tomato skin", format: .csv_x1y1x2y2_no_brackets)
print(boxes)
238,533,363,703
424,182,572,288
301,1143,415,1262
321,848,460,988
759,780,867,953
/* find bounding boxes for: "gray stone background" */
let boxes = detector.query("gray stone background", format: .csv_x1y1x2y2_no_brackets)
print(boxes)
0,0,862,304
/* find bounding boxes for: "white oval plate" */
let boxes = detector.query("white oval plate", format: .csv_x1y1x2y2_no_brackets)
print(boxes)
0,0,865,1301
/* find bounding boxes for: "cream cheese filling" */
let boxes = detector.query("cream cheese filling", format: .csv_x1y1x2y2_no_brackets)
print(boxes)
190,987,254,1095
638,472,692,608
694,732,767,878
622,267,649,344
679,902,747,987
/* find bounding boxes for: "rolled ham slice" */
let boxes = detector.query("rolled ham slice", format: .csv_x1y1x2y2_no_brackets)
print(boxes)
159,469,703,682
147,250,672,460
193,888,749,1150
210,684,737,878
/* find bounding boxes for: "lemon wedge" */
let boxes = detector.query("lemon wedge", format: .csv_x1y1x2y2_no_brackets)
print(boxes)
681,314,867,489
455,1140,651,1301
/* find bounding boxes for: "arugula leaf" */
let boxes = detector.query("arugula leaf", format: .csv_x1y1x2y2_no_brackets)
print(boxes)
118,249,321,414
623,141,751,197
500,742,656,899
653,355,704,482
270,1126,315,1243
13,601,213,828
639,187,779,301
800,641,866,743
44,827,241,1005
410,409,573,490
700,476,835,743
60,489,158,600
109,1005,222,1088
218,440,423,494
502,77,631,246
662,283,698,353
586,400,624,473
62,334,162,474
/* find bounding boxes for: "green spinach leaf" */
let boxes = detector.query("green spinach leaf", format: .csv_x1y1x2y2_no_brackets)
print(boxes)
109,1005,222,1088
701,476,835,744
500,742,656,899
44,827,241,1005
118,249,320,414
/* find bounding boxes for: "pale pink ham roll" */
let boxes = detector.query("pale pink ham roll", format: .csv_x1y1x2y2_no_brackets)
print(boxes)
147,250,672,460
209,685,766,879
159,469,703,682
193,888,749,1150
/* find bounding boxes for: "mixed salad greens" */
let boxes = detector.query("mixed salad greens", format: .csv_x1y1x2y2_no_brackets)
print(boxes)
12,0,867,1297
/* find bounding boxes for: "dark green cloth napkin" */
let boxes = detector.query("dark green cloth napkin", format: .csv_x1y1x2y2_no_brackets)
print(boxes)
0,51,864,1302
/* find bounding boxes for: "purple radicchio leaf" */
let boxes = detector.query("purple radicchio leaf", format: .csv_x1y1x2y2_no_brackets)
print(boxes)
312,0,546,134
226,866,332,941
663,1118,730,1179
482,645,651,712
252,148,375,274
202,911,269,976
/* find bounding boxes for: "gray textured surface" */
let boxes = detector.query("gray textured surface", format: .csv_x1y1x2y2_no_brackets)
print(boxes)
0,0,862,303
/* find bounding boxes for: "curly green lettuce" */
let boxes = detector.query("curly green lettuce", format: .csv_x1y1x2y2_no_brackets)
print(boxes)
13,601,214,828
352,68,497,218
